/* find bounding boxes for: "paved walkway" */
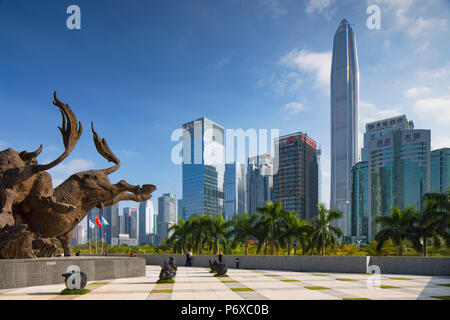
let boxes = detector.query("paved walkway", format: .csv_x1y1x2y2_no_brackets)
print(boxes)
0,266,449,300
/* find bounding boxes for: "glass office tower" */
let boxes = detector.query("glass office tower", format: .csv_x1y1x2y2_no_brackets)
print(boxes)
181,117,225,219
247,154,274,215
350,161,368,242
330,19,359,239
273,132,319,221
224,162,246,220
368,129,431,240
431,148,450,193
157,193,177,243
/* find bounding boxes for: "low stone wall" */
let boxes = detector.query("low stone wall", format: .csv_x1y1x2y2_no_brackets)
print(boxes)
142,254,450,276
369,256,450,276
0,256,146,290
143,254,370,274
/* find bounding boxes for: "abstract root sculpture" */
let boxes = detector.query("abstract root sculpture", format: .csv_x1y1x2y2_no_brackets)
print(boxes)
159,259,176,281
209,259,227,275
0,92,156,259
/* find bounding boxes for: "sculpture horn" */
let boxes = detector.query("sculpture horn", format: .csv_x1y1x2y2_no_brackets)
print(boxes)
34,92,83,172
19,144,43,162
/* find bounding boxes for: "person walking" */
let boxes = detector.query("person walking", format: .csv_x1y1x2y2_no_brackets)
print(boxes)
218,250,223,264
187,250,193,266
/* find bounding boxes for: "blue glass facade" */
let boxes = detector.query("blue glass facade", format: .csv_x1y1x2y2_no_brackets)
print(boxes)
368,129,430,240
224,162,246,220
350,161,368,241
330,19,359,238
181,118,225,219
247,154,273,215
431,148,450,193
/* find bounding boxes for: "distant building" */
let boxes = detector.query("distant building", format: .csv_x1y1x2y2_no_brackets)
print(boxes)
273,132,319,221
431,148,450,193
368,128,431,241
181,117,225,219
157,193,177,243
246,154,273,215
224,162,246,220
350,161,368,243
138,200,157,244
100,204,119,245
112,234,137,246
70,222,84,245
123,207,138,240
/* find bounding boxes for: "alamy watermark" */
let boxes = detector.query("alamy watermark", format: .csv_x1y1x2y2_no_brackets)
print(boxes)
366,4,381,30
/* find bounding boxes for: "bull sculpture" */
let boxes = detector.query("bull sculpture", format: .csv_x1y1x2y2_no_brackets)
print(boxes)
0,92,156,258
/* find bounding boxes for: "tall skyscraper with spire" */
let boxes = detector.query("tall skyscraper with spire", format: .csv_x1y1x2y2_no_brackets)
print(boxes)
330,19,359,239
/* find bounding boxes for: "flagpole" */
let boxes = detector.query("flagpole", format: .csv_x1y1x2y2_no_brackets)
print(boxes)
101,224,104,254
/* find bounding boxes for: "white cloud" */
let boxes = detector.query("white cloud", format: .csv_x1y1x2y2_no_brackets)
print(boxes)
404,86,430,98
49,159,95,176
0,141,7,149
259,0,287,17
280,49,332,89
408,17,447,37
419,65,450,79
413,98,450,124
416,41,430,52
217,58,231,67
432,136,450,150
283,102,306,116
305,0,334,15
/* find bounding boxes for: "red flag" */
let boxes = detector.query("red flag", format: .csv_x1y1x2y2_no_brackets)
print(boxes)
95,215,102,227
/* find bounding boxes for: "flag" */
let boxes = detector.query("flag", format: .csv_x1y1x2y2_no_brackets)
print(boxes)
89,219,95,229
95,215,102,227
101,216,109,226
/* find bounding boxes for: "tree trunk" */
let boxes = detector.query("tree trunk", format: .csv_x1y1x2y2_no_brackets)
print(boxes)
423,237,427,257
245,236,248,255
293,240,297,255
322,235,326,256
398,241,403,256
288,242,291,256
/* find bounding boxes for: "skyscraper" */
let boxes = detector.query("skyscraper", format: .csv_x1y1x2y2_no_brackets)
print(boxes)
273,132,319,221
224,162,246,220
431,148,450,193
368,128,431,241
123,207,138,240
246,154,273,215
181,117,225,219
157,193,177,243
350,161,368,242
138,200,157,245
330,19,359,239
101,204,119,245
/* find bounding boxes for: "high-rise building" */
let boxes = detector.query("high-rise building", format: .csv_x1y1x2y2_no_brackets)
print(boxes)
70,222,84,245
350,161,368,243
157,193,177,243
246,154,273,215
101,204,119,245
330,19,359,239
362,115,414,162
138,200,157,244
431,148,450,193
181,117,225,219
368,128,431,240
224,162,246,220
123,207,138,240
273,132,319,221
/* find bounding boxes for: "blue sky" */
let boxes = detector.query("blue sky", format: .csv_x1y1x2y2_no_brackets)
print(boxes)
1,0,449,214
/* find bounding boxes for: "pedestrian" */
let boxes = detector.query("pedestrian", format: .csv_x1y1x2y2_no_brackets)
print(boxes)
187,250,193,266
129,251,135,257
218,250,223,263
185,251,189,266
75,251,81,256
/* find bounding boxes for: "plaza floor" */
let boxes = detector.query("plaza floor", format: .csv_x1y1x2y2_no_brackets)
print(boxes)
0,266,449,300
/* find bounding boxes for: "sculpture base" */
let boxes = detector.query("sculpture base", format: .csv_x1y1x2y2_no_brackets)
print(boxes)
0,256,145,290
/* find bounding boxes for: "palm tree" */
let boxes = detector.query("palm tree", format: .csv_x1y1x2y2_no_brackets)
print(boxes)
209,212,232,254
423,191,450,246
279,211,300,255
230,212,258,255
251,213,269,255
294,219,313,255
311,203,343,256
374,206,416,256
167,218,190,254
410,192,450,256
257,201,286,255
